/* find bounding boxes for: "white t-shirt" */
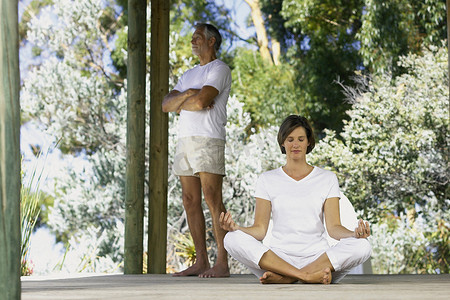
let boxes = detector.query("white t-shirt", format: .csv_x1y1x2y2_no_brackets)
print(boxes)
174,59,231,140
254,166,341,256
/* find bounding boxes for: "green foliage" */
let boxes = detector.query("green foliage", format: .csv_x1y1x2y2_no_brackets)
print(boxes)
309,45,448,217
308,45,449,273
20,157,44,276
111,28,127,79
357,0,447,74
173,232,197,267
281,0,363,36
258,0,291,50
171,0,232,42
370,211,449,274
230,47,303,132
19,0,54,42
239,0,448,133
236,0,365,133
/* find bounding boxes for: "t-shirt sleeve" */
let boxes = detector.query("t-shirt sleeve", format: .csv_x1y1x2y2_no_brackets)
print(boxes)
173,72,185,92
203,64,231,94
327,173,341,200
254,174,271,201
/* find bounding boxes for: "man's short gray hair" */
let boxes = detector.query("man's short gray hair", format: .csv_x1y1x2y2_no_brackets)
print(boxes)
195,23,222,53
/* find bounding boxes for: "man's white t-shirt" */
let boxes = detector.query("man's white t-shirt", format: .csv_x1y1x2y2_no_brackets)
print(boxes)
254,166,341,257
174,59,231,140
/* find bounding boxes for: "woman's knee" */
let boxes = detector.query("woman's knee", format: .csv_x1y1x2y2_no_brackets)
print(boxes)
224,231,240,252
355,238,372,261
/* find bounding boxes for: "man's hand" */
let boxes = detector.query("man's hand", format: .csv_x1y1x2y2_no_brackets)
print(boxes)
162,89,200,113
179,86,218,111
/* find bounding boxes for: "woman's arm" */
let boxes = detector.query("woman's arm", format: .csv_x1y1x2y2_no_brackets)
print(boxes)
324,197,371,240
219,198,271,241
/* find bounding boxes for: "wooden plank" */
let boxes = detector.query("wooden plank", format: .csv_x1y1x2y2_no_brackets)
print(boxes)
124,0,147,274
0,0,21,298
148,0,169,274
20,274,450,299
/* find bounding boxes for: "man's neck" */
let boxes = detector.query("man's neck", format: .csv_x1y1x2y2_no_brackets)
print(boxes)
198,53,217,65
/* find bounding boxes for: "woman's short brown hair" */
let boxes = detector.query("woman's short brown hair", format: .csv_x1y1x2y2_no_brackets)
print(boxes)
277,115,315,154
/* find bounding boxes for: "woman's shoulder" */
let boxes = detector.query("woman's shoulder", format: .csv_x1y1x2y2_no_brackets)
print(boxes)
311,166,338,178
259,167,283,178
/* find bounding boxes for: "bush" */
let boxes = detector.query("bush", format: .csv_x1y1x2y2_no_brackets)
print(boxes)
308,44,449,273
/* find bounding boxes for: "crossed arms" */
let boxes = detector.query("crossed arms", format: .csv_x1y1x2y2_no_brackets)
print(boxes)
161,85,218,113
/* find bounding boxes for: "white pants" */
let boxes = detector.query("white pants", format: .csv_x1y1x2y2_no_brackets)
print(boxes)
224,230,372,283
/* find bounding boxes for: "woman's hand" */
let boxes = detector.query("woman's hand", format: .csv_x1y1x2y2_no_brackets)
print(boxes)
219,211,239,232
354,219,371,238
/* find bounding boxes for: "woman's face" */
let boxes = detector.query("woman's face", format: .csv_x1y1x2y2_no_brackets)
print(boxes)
282,126,309,159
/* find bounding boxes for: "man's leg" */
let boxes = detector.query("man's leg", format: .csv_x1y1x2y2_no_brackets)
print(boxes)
197,172,230,278
258,251,333,284
173,176,210,276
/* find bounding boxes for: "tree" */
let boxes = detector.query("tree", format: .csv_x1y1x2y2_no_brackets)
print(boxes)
237,0,447,134
309,45,448,217
230,47,304,133
244,0,278,65
357,0,447,74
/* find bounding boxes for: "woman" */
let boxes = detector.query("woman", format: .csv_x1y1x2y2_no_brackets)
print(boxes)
220,115,371,284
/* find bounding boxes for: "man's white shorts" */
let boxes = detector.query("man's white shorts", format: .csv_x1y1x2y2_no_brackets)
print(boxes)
173,136,225,177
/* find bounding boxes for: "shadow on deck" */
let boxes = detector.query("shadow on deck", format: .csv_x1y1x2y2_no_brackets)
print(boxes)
22,273,449,299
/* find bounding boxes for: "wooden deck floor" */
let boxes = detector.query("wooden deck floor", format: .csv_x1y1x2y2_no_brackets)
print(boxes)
22,273,449,299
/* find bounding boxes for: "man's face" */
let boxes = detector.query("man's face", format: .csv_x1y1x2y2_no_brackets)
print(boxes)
191,27,211,56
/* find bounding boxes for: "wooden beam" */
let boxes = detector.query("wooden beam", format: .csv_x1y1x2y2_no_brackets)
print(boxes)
124,0,147,274
0,0,21,297
148,0,169,274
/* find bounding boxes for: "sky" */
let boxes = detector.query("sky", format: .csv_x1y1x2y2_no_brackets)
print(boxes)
219,0,254,41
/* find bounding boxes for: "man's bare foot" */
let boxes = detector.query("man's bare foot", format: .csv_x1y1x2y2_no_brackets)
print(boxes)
172,262,210,277
259,271,297,284
198,263,230,278
301,267,332,284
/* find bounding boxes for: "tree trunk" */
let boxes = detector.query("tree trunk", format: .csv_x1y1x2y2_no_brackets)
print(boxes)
148,0,169,274
124,0,147,274
245,0,273,65
0,0,21,298
272,38,281,66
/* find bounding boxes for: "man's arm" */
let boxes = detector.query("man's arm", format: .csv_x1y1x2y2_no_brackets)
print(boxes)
161,89,200,113
179,85,219,111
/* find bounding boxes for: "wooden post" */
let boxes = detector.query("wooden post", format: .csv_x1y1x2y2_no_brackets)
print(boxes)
0,0,21,298
148,0,169,274
124,0,147,274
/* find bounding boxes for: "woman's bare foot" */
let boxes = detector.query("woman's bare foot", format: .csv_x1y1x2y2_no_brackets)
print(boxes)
259,271,298,284
172,261,210,277
300,267,332,284
198,263,230,278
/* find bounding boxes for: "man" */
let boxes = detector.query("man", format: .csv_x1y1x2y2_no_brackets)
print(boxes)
162,23,231,278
